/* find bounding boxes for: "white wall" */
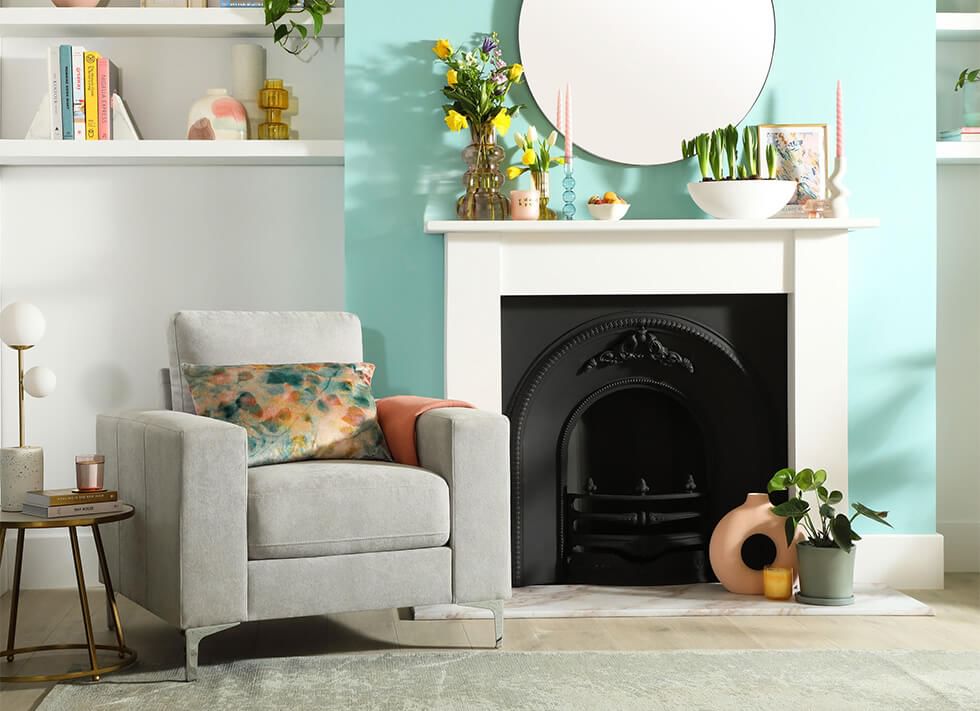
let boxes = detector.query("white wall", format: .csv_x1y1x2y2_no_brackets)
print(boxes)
0,29,345,591
936,31,980,573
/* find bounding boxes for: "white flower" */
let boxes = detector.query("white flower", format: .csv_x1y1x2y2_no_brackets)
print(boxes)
547,130,558,147
515,133,527,149
527,126,538,144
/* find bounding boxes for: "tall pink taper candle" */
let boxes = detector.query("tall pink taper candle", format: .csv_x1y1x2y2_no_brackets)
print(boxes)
836,80,844,158
564,82,573,165
556,86,563,135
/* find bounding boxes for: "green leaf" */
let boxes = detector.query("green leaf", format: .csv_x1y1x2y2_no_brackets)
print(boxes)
830,514,854,552
784,516,798,547
852,502,893,528
817,486,829,503
273,23,290,42
767,467,795,493
312,11,324,37
796,468,815,491
292,21,308,39
771,498,810,518
850,530,862,541
819,503,837,521
813,469,827,487
828,490,843,505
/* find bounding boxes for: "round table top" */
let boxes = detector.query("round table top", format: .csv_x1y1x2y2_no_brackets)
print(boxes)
0,504,134,529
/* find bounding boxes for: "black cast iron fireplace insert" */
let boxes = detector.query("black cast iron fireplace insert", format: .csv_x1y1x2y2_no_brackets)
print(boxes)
502,295,788,587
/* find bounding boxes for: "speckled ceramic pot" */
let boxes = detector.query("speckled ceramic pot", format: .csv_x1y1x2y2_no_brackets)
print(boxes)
1,446,43,512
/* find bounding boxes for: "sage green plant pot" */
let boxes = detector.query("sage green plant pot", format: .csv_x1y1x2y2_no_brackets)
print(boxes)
795,542,855,606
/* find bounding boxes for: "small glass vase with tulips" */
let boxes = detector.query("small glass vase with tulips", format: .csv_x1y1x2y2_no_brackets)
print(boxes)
506,126,564,221
433,33,524,220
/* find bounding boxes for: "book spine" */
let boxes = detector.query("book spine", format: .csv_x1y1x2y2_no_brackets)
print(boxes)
97,57,111,140
30,501,123,518
84,51,101,140
71,46,86,140
28,490,118,506
59,45,74,140
47,47,63,140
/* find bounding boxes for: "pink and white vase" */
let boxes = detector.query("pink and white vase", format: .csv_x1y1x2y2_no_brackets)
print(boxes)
187,89,247,141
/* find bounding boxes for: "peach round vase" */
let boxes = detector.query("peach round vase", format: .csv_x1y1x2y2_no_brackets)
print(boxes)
708,492,801,595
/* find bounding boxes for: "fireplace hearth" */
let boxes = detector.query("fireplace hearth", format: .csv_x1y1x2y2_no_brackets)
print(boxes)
503,295,788,587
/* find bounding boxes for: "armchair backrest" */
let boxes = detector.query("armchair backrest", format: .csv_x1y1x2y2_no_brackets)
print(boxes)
168,310,364,413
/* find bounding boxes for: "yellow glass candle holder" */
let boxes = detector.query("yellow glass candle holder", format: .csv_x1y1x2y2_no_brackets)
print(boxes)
258,79,290,140
763,565,794,600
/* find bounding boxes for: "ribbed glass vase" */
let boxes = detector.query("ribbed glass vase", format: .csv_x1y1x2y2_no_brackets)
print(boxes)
531,170,558,221
457,123,509,220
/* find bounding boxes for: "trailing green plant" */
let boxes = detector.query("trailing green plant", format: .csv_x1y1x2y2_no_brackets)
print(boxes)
766,144,776,179
265,0,333,55
742,125,758,177
767,467,892,551
954,68,979,92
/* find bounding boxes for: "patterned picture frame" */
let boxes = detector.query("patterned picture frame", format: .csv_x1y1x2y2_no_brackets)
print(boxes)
757,124,829,211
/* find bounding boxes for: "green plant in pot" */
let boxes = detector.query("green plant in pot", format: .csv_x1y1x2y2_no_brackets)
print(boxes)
954,68,980,127
767,467,892,606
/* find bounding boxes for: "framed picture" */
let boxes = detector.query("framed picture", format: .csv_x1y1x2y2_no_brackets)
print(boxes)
757,124,828,212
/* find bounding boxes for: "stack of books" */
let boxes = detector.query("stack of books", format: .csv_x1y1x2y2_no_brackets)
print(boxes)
938,127,980,142
23,488,124,518
43,45,139,141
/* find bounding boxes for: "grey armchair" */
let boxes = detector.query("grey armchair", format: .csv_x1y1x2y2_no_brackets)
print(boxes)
96,311,511,680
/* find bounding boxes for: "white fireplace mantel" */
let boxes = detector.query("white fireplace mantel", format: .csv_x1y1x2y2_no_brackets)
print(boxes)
426,215,949,590
426,217,880,511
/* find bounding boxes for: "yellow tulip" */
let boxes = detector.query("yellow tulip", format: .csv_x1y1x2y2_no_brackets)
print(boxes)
433,39,453,60
509,63,524,81
521,149,537,166
506,166,524,181
446,69,458,87
491,109,512,135
444,110,468,132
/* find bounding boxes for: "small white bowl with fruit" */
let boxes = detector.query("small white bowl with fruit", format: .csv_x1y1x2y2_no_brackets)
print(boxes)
587,192,630,221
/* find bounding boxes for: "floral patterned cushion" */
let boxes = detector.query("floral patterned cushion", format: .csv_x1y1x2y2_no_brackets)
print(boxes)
181,362,392,467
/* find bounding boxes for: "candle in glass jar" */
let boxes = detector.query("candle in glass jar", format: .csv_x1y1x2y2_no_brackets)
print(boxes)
75,454,105,492
763,565,794,600
510,189,540,221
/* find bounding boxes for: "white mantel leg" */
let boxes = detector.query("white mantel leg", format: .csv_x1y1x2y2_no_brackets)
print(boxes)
789,229,849,508
445,235,503,412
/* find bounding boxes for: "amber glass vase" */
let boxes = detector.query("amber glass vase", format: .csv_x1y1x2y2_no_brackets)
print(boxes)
457,123,509,220
531,170,558,220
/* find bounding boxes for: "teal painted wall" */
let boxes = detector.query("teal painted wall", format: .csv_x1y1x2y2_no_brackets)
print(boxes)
345,1,937,534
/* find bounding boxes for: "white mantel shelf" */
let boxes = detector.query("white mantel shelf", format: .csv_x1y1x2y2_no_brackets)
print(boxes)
426,218,879,234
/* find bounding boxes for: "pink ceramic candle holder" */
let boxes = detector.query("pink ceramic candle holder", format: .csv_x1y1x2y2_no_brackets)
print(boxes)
510,190,540,221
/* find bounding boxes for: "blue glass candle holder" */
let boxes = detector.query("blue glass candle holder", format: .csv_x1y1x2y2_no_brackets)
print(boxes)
561,163,576,220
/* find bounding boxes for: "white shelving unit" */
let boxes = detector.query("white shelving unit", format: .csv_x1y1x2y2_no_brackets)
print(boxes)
936,141,980,164
0,139,344,166
0,7,344,39
937,11,980,40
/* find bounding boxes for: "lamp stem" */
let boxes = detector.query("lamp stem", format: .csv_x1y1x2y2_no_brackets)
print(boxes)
17,347,25,448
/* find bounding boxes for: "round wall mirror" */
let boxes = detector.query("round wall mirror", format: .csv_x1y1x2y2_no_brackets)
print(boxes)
518,0,775,166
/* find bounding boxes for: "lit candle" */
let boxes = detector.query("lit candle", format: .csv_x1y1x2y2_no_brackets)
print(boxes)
836,80,844,158
564,82,573,166
556,86,563,136
763,565,794,601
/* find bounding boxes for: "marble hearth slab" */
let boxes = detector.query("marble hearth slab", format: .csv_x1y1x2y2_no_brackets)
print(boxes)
414,584,932,620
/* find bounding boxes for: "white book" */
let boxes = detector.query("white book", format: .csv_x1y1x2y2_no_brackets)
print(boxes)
71,45,86,141
46,46,63,140
21,500,123,518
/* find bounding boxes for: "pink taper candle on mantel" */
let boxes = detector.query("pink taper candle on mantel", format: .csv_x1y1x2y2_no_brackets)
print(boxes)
564,82,573,165
836,80,844,158
556,86,563,135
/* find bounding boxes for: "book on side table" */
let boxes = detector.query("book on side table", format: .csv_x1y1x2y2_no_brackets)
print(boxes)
22,488,122,518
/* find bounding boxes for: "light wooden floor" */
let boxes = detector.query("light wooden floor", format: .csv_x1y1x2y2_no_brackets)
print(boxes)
1,574,977,710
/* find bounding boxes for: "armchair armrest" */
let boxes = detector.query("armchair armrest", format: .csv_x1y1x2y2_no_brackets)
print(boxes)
97,410,248,630
416,408,511,604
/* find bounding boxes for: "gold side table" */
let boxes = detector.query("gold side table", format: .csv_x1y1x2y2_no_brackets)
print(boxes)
0,505,137,682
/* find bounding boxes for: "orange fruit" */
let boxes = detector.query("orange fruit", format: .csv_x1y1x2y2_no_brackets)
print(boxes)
603,191,618,202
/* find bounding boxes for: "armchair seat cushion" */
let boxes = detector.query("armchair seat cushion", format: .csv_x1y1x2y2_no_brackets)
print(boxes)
246,460,450,560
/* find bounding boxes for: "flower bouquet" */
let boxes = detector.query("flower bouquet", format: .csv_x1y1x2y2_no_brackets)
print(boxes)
506,126,563,220
433,33,525,220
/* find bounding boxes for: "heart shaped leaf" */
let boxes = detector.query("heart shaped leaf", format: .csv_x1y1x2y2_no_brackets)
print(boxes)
852,502,892,528
830,514,854,552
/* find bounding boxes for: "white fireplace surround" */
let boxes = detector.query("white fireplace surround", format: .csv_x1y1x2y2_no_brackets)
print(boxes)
426,218,944,590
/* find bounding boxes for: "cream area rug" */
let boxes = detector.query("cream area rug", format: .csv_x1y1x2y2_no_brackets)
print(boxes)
39,649,980,710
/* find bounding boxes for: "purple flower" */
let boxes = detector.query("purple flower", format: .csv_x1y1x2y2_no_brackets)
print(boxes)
492,72,507,85
481,36,498,53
